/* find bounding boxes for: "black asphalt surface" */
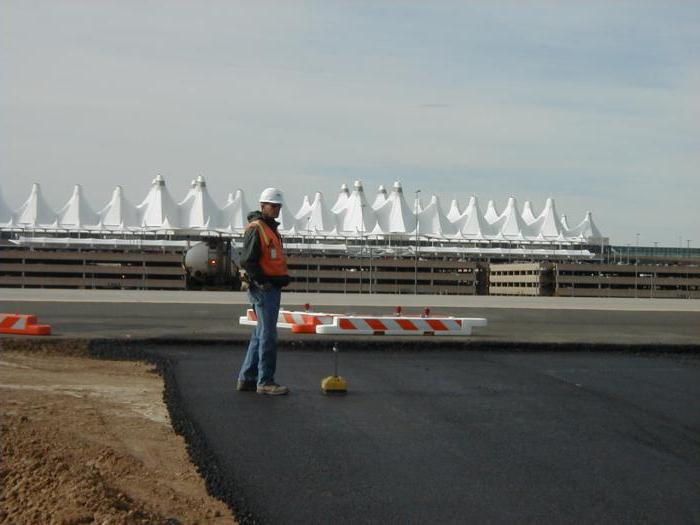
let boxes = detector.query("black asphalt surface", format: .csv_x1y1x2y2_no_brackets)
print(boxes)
1,301,699,345
150,345,700,524
3,299,699,522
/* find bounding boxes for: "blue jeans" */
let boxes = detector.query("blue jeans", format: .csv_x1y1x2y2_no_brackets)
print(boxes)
238,285,281,386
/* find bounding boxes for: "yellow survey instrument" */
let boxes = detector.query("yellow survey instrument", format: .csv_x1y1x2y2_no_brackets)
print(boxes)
321,344,347,395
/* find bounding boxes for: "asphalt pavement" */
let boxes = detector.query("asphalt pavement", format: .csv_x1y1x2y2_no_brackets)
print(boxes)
2,291,699,523
152,346,700,524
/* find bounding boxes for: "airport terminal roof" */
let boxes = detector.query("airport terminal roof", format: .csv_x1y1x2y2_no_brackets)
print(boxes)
0,176,605,243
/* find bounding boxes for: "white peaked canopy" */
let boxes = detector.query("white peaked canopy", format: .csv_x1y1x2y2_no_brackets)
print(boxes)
416,195,457,237
274,194,297,233
454,196,492,238
371,185,388,210
331,183,350,213
337,180,376,235
560,214,570,231
0,186,13,226
178,176,221,229
498,197,528,239
0,178,606,243
413,194,423,215
137,175,180,229
222,189,250,232
522,201,538,225
484,200,501,224
566,211,603,240
15,183,57,227
98,186,138,229
57,185,99,229
372,181,416,234
447,199,462,222
295,195,313,220
296,192,337,234
532,198,563,239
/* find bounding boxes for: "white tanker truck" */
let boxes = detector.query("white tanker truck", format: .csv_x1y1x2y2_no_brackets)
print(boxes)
182,238,242,290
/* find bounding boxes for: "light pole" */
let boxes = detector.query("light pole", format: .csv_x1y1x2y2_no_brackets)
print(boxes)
359,203,365,295
635,233,639,298
652,241,658,298
368,240,373,294
306,216,311,293
687,240,692,299
414,189,421,295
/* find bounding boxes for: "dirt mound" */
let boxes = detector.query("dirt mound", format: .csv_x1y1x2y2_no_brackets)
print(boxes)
0,351,235,524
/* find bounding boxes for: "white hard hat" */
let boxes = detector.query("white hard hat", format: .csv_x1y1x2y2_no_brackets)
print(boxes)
259,187,284,204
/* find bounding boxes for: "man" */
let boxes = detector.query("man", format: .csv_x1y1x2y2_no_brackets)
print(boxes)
237,187,291,395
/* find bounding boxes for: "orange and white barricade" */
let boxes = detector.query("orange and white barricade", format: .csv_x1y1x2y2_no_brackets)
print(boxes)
239,308,486,336
0,313,52,336
315,314,486,336
239,308,337,333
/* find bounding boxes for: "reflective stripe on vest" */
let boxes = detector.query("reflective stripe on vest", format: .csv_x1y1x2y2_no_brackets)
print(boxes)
248,220,289,277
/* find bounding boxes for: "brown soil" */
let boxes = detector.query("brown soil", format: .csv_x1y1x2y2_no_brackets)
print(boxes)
0,350,236,525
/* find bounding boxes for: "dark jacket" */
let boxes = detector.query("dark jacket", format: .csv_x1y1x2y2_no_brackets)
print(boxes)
240,210,291,288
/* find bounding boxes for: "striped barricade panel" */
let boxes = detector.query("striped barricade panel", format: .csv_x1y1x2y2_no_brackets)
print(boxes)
239,309,487,336
239,309,338,333
315,316,487,336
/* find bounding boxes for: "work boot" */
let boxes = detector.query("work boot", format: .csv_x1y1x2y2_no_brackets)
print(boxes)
256,383,289,396
236,380,257,392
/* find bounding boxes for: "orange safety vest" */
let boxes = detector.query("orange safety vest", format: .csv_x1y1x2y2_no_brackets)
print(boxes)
248,219,289,277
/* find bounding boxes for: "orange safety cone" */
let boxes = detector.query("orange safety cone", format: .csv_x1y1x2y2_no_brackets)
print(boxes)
0,313,52,336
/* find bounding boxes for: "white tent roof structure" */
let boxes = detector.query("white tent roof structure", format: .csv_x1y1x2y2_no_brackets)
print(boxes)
372,181,416,234
454,196,493,239
447,199,462,222
57,185,99,229
331,183,350,213
221,189,250,232
530,197,563,240
0,177,606,245
274,194,297,233
371,185,388,210
413,194,424,215
295,192,337,234
565,211,604,240
522,200,538,225
560,214,571,231
178,176,221,229
295,195,313,220
14,183,57,227
136,175,180,229
484,200,500,224
98,186,138,229
498,197,529,240
336,180,376,235
416,195,457,237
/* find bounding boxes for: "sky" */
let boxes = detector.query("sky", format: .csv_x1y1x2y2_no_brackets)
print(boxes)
1,1,698,246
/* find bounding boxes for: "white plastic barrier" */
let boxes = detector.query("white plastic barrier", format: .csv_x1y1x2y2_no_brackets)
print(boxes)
239,308,487,336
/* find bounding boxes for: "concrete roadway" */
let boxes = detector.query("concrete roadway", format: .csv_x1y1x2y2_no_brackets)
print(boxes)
154,346,700,524
0,289,699,344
